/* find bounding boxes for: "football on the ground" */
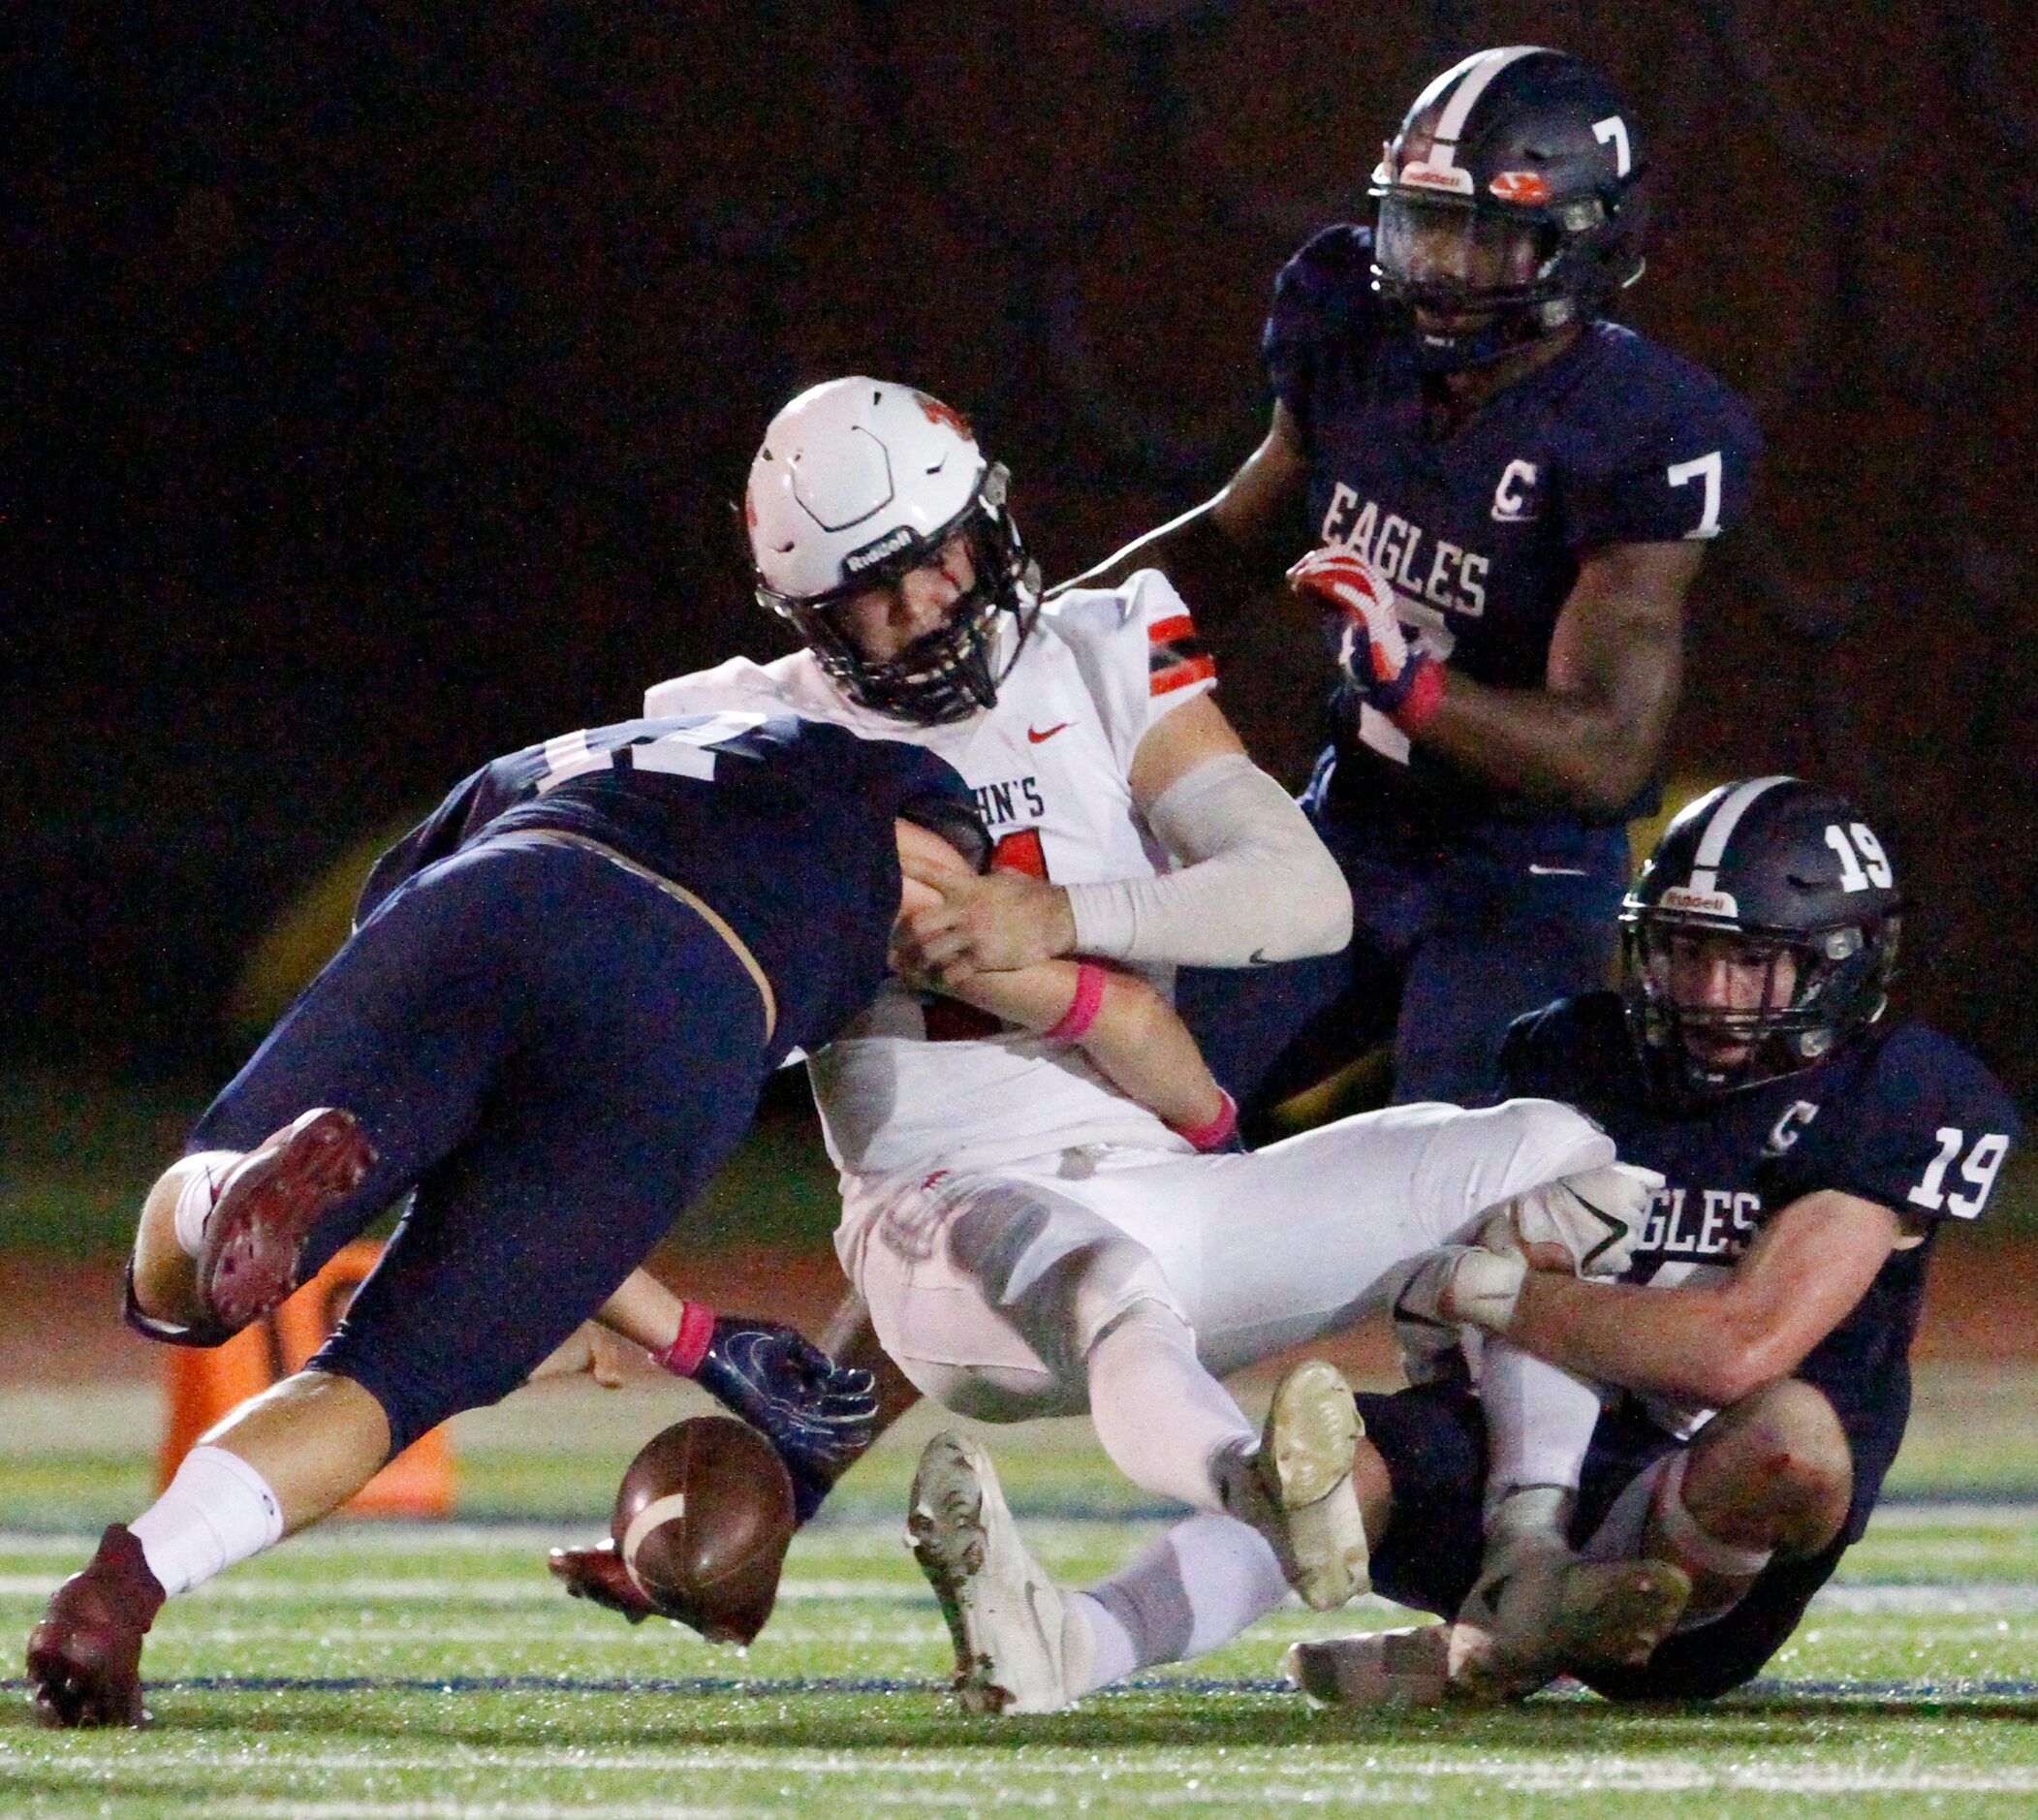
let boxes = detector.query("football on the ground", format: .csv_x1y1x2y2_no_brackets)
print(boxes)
610,1416,797,1646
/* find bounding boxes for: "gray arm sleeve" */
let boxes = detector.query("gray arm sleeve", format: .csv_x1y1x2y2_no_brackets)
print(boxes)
1063,753,1353,966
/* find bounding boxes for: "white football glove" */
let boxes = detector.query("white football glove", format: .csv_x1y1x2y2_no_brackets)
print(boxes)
1393,1247,1530,1375
1474,1162,1663,1281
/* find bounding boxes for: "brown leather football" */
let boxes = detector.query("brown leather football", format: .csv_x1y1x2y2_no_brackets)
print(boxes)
610,1417,797,1646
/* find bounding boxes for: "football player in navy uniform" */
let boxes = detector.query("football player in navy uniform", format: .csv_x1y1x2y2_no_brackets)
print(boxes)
933,777,2019,1710
1290,776,2022,1703
1063,45,1763,1116
24,712,982,1727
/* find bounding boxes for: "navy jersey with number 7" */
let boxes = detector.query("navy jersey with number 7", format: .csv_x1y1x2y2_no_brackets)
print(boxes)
1269,224,1763,830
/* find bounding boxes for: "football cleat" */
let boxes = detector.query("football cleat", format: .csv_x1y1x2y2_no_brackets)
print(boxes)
691,1317,881,1523
26,1523,168,1728
195,1108,375,1334
1218,1360,1369,1613
907,1430,1086,1714
1288,1624,1451,1708
1448,1545,1693,1703
548,1538,657,1624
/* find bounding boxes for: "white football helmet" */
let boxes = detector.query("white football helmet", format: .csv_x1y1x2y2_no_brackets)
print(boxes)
746,377,1039,724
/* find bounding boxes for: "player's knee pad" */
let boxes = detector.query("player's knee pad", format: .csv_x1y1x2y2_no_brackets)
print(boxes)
894,1354,1080,1425
1067,1248,1184,1361
947,1187,1183,1371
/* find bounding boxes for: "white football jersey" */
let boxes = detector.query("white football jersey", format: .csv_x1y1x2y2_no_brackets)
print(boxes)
644,570,1219,1181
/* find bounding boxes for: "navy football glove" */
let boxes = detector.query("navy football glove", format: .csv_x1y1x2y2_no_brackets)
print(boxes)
690,1316,880,1522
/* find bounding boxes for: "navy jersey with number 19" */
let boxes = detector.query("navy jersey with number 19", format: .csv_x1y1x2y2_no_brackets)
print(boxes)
1502,991,2022,1535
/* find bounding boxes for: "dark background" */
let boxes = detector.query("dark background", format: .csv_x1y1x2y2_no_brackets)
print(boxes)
9,0,2036,1102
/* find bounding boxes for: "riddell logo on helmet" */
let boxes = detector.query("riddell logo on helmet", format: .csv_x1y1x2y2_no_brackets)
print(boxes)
1489,171,1552,204
1660,885,1740,918
842,524,918,576
1399,158,1475,196
913,392,973,439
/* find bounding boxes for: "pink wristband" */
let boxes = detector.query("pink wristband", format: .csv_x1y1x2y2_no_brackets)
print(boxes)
1389,657,1447,735
1172,1090,1238,1152
1045,962,1108,1043
654,1300,718,1377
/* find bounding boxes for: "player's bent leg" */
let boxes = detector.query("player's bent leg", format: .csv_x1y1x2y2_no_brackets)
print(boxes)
1646,1379,1850,1623
193,1368,395,1534
908,1431,1092,1714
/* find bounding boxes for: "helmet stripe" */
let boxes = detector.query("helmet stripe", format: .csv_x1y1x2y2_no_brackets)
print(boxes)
1687,774,1794,894
1429,46,1549,156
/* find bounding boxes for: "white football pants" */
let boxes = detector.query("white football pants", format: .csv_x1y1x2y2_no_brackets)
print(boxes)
840,1097,1614,1424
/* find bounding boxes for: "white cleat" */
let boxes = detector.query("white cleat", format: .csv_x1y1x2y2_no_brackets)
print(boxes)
1288,1625,1451,1707
1448,1546,1693,1703
1220,1360,1369,1613
907,1430,1086,1715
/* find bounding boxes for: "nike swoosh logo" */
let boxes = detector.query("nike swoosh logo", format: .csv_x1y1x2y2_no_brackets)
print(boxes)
1527,864,1589,877
1249,948,1272,966
1027,723,1071,743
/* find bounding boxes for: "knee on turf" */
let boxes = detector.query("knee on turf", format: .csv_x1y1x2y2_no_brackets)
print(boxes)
1684,1379,1853,1557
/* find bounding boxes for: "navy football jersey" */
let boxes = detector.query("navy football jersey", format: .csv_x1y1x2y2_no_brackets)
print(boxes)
358,713,982,1059
1503,992,2022,1533
1266,225,1763,829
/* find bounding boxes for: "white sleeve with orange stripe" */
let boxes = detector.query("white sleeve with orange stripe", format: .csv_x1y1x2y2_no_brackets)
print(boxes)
1041,569,1217,778
1051,572,1352,969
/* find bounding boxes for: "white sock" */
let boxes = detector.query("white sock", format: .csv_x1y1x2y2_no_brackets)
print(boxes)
1480,1338,1603,1532
1073,1512,1291,1693
1069,1592,1138,1691
129,1445,286,1595
172,1153,242,1259
1083,1303,1255,1514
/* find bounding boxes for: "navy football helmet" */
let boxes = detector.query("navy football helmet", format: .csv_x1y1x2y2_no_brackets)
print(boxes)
1369,46,1649,371
1621,777,1902,1099
747,378,1039,726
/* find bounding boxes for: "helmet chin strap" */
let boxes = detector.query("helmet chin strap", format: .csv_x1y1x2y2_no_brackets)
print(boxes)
1407,294,1575,374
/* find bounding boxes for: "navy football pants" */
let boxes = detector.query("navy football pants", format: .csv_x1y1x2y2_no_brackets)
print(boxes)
1354,1380,1853,1700
1177,797,1627,1114
187,833,772,1454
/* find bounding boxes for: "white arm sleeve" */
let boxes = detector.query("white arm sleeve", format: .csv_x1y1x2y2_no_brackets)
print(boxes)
1063,754,1352,967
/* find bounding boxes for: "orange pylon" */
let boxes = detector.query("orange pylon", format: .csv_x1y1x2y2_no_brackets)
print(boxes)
157,1239,455,1517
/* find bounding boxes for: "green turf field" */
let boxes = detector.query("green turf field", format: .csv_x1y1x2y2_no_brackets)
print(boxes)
7,1379,2038,1818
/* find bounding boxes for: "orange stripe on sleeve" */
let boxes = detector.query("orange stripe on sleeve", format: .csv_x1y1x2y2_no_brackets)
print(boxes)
1151,653,1218,695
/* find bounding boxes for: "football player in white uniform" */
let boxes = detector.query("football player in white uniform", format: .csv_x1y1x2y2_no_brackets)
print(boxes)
568,378,1643,1710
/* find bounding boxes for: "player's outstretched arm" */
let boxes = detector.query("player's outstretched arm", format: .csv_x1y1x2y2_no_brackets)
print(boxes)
1050,402,1311,641
943,957,1236,1148
1467,1189,1906,1408
565,1270,878,1524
